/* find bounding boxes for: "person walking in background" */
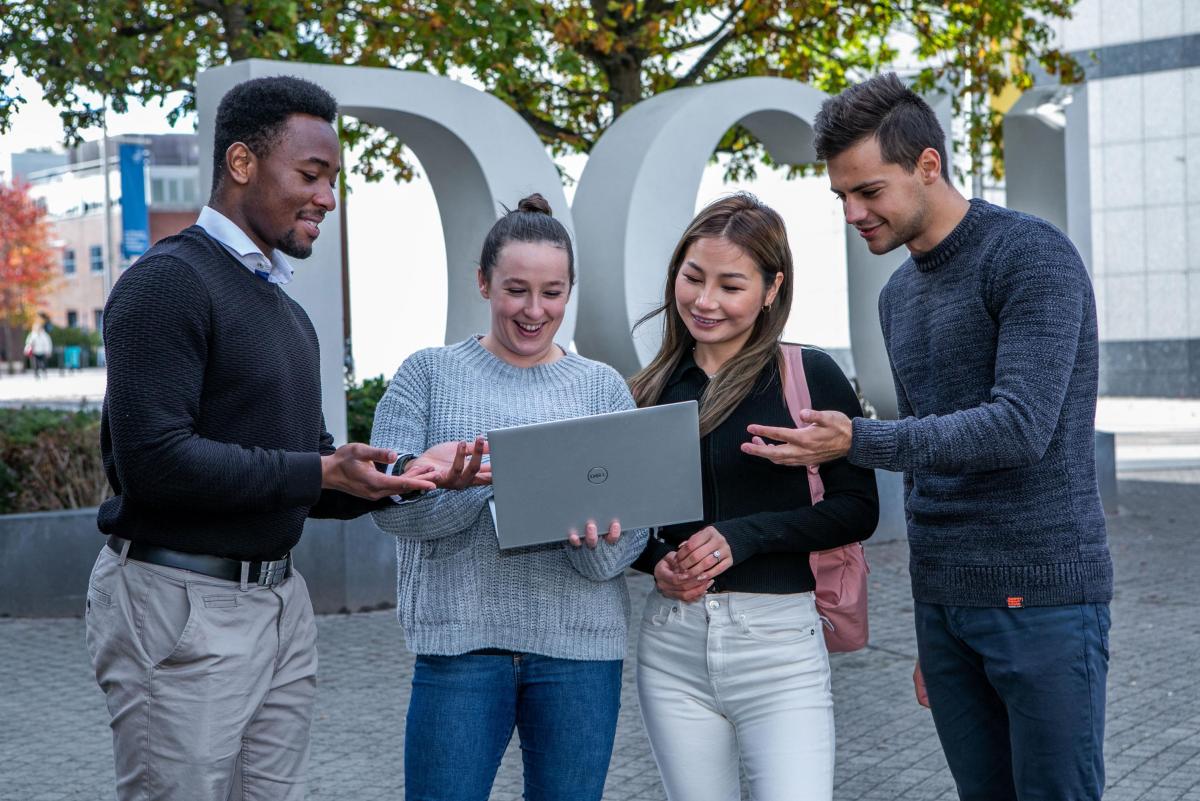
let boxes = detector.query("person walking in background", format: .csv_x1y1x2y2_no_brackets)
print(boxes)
742,74,1111,801
370,194,648,801
23,319,52,378
628,193,878,801
86,75,479,801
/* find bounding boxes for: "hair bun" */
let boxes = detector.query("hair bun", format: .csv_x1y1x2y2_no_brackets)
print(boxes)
516,193,553,216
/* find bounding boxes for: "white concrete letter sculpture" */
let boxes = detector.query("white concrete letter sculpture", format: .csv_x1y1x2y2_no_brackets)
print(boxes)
197,60,947,438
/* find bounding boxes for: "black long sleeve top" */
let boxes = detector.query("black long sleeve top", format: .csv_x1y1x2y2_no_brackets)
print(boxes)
632,346,879,593
98,226,382,562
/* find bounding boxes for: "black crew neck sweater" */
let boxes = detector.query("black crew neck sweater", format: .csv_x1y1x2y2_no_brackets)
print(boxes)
99,226,376,561
632,346,879,594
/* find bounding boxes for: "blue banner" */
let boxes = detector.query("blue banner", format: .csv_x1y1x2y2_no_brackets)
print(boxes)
119,143,150,261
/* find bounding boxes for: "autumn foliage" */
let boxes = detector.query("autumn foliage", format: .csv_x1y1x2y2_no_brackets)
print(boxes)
0,180,58,362
0,1,1082,183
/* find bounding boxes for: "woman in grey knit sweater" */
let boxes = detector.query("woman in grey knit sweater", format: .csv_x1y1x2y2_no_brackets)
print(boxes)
370,194,648,801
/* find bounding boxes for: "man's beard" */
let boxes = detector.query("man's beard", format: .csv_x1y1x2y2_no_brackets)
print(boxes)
277,229,313,259
880,195,929,253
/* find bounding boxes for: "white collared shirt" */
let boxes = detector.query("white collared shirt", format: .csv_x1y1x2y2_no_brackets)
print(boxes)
196,205,294,285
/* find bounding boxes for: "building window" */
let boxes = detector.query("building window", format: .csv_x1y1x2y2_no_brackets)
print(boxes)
89,245,104,274
63,249,76,275
66,310,78,328
94,309,104,333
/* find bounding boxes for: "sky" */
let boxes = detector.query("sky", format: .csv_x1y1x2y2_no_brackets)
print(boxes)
2,66,853,381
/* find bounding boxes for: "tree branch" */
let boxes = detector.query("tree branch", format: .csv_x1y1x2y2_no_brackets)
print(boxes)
663,1,744,54
516,106,593,148
674,30,736,87
672,1,749,87
115,19,174,37
533,79,604,99
643,0,676,16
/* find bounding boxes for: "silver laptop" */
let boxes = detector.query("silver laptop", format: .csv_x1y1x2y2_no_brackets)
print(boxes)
487,401,702,549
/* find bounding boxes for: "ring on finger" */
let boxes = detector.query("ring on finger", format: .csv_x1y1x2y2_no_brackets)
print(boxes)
711,549,722,561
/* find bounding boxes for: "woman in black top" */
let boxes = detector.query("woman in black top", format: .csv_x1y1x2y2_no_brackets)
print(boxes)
629,194,878,801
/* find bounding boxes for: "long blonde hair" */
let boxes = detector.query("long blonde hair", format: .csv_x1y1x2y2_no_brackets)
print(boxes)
629,193,794,435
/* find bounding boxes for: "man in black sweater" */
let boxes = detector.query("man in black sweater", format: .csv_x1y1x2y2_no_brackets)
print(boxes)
86,76,484,801
743,75,1111,801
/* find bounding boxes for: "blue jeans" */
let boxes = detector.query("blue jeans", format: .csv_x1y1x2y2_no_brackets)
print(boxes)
915,602,1110,801
404,653,623,801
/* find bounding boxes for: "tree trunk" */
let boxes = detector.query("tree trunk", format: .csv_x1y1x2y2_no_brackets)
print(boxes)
3,321,14,376
220,3,249,61
604,52,644,120
1,287,14,375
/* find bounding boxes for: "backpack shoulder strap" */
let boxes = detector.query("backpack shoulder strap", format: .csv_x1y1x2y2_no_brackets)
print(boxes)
779,343,825,503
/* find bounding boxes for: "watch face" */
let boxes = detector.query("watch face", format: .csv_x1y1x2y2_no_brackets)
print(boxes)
376,456,409,475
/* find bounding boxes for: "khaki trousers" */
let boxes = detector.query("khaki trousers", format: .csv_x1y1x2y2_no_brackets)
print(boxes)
84,544,318,801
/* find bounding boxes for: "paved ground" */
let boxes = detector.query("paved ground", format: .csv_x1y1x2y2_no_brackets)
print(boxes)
3,476,1199,800
0,367,105,411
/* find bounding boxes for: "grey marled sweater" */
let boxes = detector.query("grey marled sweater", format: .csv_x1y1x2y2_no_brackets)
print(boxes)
850,199,1111,608
370,337,648,660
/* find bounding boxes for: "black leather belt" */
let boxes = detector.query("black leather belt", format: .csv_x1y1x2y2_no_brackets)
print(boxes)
107,535,292,587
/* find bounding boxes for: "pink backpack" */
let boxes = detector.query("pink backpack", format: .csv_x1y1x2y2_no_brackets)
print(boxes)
780,343,870,653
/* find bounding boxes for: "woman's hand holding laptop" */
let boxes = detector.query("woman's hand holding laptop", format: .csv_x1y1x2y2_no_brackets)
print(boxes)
567,519,622,549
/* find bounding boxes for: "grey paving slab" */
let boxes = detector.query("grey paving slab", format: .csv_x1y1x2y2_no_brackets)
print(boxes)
2,477,1197,800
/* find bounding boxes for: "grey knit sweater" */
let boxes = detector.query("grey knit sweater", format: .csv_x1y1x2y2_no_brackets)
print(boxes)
370,337,649,660
850,199,1111,608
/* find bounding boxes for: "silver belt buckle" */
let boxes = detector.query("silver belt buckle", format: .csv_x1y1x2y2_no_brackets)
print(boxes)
257,555,290,587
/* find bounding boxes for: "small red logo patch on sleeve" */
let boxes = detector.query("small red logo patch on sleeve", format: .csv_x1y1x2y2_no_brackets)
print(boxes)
1007,596,1024,608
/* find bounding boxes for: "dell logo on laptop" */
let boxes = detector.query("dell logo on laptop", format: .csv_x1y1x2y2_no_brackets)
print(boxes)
587,467,609,484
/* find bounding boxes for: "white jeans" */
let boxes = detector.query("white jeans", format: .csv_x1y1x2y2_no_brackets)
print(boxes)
636,589,834,801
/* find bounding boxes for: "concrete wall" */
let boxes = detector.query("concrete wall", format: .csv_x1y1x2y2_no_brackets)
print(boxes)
0,451,1116,617
0,512,399,618
2,482,910,618
1053,1,1200,396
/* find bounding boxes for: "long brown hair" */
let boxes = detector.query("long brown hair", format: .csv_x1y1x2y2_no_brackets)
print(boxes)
629,193,794,435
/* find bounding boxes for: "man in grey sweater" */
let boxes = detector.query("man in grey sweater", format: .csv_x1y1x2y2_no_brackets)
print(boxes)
743,74,1111,801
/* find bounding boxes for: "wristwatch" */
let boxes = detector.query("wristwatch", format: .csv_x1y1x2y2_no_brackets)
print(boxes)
374,453,416,476
387,453,426,502
393,453,417,474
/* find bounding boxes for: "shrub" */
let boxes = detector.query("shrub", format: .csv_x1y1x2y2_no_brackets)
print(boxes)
48,326,102,349
0,373,396,514
0,407,109,514
346,374,388,445
47,326,102,369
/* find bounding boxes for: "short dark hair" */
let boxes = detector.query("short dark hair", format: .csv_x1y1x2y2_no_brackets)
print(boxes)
813,73,949,181
479,193,575,286
211,76,338,194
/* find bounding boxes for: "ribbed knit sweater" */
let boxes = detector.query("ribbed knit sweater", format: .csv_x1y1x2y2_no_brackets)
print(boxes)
849,199,1111,607
99,226,378,562
631,347,879,593
370,338,649,660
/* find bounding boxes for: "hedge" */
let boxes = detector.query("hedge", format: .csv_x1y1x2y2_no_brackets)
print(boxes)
0,407,109,515
346,375,387,445
1,376,393,515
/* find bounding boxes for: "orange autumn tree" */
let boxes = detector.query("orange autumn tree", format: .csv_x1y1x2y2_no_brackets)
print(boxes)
0,181,58,373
